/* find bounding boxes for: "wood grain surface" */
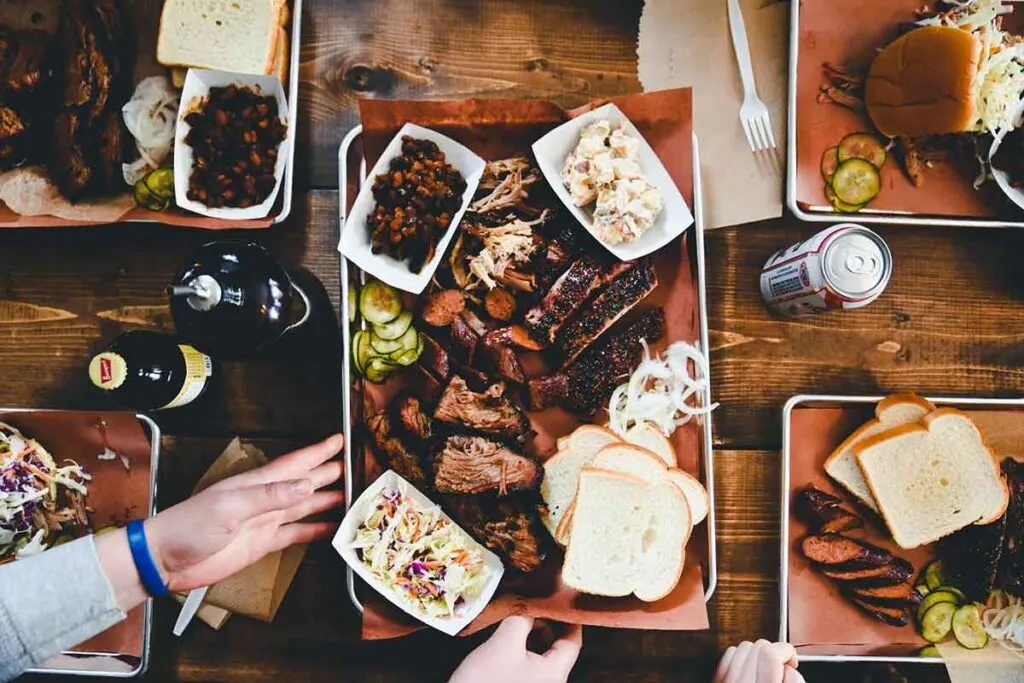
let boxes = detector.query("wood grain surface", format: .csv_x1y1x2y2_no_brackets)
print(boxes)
11,0,1006,681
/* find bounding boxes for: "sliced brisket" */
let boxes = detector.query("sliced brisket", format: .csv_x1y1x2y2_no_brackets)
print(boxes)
443,494,547,573
396,395,432,442
418,333,450,380
434,375,531,445
366,409,429,488
450,314,479,366
434,435,540,495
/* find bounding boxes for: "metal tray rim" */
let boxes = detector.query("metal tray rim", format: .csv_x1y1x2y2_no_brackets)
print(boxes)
14,409,161,678
785,0,1024,229
779,392,1024,664
337,125,718,616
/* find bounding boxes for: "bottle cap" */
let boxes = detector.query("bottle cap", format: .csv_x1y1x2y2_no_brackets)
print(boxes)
89,352,127,391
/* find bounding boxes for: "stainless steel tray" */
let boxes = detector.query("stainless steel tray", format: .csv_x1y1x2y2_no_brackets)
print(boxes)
337,126,717,615
779,393,1024,664
13,410,161,678
785,0,1024,229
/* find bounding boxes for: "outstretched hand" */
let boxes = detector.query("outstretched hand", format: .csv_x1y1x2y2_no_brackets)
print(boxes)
144,434,345,592
714,639,804,683
449,616,583,683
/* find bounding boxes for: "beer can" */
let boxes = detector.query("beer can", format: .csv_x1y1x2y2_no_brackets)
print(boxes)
760,224,892,317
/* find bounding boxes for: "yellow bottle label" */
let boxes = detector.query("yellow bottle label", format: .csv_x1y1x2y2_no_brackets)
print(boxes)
162,345,213,409
89,352,128,391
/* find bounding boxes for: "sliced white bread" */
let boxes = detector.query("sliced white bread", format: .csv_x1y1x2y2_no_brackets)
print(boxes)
560,468,651,597
633,480,690,602
540,425,620,537
824,393,936,511
854,408,1009,549
667,469,708,525
157,0,287,76
623,422,676,467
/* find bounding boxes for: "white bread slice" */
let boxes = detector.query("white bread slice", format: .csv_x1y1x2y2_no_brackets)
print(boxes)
540,425,620,537
667,469,708,525
824,394,936,511
561,468,651,597
854,408,1009,548
633,480,690,602
157,0,286,75
623,422,676,467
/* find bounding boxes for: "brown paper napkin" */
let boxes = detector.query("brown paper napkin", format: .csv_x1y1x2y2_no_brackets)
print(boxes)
185,438,307,624
638,0,788,228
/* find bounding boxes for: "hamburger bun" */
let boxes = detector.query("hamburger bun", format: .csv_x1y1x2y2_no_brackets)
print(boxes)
865,26,981,138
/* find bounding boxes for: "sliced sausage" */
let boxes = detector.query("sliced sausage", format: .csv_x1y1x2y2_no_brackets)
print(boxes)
845,594,911,627
820,559,913,585
796,486,864,534
801,534,892,567
420,290,465,327
485,288,516,321
850,583,924,607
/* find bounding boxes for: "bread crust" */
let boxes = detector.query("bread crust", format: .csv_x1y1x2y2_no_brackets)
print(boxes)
156,0,283,73
854,408,1008,547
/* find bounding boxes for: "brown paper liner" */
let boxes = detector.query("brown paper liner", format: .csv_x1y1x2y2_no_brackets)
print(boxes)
787,404,1024,655
350,89,709,638
793,0,1024,220
0,411,154,660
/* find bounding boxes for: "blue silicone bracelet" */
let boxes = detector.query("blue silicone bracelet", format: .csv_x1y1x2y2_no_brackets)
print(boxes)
126,520,169,598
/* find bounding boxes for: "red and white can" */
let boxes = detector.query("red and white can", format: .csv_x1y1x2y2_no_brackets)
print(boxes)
760,224,892,317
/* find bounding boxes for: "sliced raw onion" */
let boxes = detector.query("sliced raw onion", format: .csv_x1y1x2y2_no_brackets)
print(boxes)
607,339,718,437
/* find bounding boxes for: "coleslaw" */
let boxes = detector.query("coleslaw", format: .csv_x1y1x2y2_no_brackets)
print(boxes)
0,424,91,562
349,487,489,618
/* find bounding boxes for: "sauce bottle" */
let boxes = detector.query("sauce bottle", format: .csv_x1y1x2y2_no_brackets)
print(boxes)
88,331,214,410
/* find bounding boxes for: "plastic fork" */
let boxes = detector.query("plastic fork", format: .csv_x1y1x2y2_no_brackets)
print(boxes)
726,0,777,152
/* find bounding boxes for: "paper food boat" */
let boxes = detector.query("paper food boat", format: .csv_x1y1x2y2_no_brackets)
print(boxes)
332,470,504,636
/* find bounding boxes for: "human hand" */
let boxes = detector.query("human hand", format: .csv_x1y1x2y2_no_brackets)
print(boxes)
714,640,804,683
449,616,583,683
145,434,345,592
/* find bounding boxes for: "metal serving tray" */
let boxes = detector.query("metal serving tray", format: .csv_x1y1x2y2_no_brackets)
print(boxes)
337,126,718,615
779,393,1024,664
785,0,1024,229
14,411,161,678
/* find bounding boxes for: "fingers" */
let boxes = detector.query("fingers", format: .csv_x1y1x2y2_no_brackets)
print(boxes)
217,435,344,490
226,478,315,523
757,640,795,683
783,667,806,683
279,489,345,525
715,645,738,681
730,640,757,683
267,521,338,552
492,615,535,646
543,623,583,674
306,459,344,491
767,642,797,669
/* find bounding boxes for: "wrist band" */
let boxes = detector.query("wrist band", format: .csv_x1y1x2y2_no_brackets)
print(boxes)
126,520,169,598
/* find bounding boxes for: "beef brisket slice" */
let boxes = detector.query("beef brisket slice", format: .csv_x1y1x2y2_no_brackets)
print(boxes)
396,395,432,442
434,375,531,444
434,435,540,495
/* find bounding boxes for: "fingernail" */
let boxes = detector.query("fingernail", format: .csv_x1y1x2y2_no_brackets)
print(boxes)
291,479,313,495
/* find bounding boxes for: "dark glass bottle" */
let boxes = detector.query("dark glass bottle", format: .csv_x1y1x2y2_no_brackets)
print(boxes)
88,331,214,410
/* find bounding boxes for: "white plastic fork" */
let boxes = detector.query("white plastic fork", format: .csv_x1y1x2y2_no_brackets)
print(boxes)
726,0,777,152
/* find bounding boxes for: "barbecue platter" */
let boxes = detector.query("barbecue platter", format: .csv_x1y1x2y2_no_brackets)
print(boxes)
336,90,717,635
782,394,1024,660
0,0,300,228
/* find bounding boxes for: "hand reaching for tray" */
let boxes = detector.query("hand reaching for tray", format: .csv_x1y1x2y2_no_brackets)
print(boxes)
714,640,804,683
449,616,583,683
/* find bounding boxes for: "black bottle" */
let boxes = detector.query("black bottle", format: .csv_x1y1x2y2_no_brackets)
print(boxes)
88,331,214,410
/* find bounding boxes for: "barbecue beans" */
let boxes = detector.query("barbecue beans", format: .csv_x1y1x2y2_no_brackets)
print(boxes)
367,136,467,273
184,85,287,209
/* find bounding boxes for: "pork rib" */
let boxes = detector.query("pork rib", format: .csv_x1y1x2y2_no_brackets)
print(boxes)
523,256,603,345
559,260,659,365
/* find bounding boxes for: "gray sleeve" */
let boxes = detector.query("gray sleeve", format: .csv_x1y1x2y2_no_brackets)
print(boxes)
0,536,125,682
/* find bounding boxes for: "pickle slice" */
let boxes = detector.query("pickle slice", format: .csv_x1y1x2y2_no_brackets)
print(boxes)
144,168,175,199
824,184,864,213
821,146,839,182
831,158,880,206
952,604,989,650
838,132,887,168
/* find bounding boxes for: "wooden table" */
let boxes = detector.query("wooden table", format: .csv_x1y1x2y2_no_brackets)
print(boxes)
17,0,1015,680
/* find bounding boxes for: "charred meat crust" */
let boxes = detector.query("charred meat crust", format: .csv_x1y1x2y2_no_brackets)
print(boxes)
559,260,658,366
366,410,430,488
449,314,479,366
796,486,864,534
442,494,547,573
848,582,923,607
434,435,540,495
523,255,603,344
844,594,912,627
418,333,450,381
818,558,913,585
